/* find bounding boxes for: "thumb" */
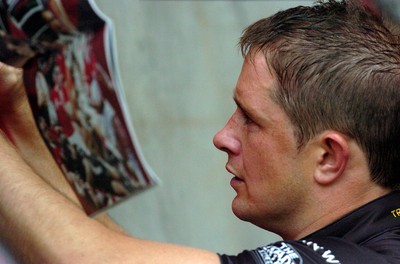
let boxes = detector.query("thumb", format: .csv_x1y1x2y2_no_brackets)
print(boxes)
0,62,23,90
0,62,27,115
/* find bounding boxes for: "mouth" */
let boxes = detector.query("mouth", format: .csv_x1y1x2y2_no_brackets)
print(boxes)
225,164,236,177
230,176,244,189
226,164,244,187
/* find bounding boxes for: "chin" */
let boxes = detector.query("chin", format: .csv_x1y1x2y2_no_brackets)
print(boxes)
231,196,252,222
231,197,278,231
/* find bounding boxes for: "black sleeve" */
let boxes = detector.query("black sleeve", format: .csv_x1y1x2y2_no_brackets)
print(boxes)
219,249,263,264
218,238,393,264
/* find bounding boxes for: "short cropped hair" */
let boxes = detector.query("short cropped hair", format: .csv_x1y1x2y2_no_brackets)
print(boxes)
240,0,400,189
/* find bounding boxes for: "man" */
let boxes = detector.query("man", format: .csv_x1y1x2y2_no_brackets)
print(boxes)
0,0,399,263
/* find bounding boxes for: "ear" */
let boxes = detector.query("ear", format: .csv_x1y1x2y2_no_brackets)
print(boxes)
314,132,349,185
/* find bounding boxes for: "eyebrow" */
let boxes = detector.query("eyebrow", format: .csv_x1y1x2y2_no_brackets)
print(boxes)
233,94,243,110
233,94,252,118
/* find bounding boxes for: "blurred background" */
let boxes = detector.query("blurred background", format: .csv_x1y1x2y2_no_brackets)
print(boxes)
94,0,314,255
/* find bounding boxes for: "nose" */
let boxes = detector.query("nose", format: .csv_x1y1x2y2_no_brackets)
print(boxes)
213,118,240,155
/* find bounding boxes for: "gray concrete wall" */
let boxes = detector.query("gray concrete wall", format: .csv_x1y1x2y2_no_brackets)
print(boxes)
95,0,314,255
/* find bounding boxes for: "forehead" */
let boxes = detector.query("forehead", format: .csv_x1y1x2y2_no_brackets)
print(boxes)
234,52,297,132
234,52,277,108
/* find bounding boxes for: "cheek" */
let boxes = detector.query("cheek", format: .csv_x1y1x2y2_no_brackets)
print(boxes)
242,135,280,171
242,135,298,186
242,146,279,190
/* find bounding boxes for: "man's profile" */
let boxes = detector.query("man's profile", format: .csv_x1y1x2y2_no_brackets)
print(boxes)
0,0,398,263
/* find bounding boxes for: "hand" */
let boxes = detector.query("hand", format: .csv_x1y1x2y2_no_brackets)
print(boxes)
0,61,77,203
0,61,70,194
0,62,47,166
0,62,30,134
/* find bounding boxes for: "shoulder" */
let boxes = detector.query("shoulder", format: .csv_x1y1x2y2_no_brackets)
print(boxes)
219,237,399,264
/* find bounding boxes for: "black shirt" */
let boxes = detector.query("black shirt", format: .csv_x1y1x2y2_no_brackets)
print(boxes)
219,191,400,263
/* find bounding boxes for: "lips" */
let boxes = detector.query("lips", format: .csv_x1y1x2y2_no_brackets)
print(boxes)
226,164,244,188
230,176,244,189
225,164,237,177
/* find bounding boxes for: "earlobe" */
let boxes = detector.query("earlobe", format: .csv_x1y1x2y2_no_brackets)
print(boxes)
314,132,349,185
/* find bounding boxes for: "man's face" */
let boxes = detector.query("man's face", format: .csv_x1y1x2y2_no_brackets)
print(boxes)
213,52,313,232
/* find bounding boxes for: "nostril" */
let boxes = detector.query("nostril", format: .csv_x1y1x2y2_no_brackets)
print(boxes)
218,146,231,154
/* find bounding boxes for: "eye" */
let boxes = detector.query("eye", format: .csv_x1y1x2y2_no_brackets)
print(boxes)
240,108,253,125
